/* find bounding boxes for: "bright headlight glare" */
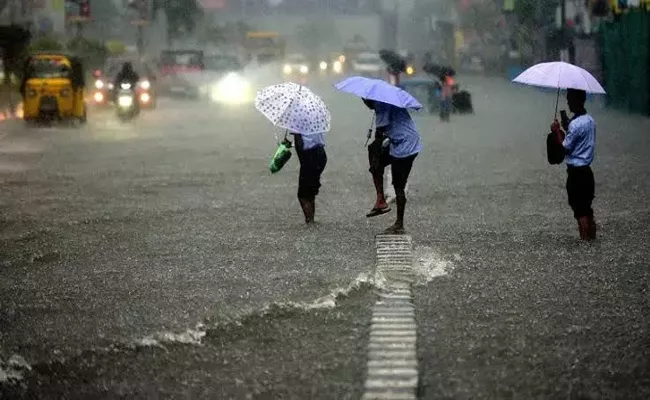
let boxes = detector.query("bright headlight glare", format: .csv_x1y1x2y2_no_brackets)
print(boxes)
212,74,250,104
94,80,104,89
140,80,151,90
283,65,292,74
118,95,133,107
319,61,327,70
299,65,308,74
333,61,342,73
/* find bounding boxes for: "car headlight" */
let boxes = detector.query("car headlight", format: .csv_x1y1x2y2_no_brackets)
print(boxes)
212,73,251,104
283,65,292,74
139,80,151,90
319,61,327,70
333,60,342,73
94,80,104,89
120,83,132,90
406,66,414,75
299,65,309,74
93,92,104,103
108,83,114,90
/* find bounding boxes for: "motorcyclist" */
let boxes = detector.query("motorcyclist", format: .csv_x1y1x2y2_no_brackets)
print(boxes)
114,61,140,88
113,62,140,111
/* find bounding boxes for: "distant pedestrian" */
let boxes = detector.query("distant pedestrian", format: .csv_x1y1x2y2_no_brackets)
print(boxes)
440,74,454,122
364,99,421,234
291,132,327,224
551,88,597,240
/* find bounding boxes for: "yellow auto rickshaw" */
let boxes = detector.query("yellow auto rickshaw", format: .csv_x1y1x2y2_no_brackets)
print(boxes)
21,53,87,124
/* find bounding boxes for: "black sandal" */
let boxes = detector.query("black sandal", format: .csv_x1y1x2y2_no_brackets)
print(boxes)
366,206,391,218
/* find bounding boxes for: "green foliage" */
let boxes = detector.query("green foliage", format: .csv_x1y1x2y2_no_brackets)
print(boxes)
28,37,65,52
458,1,502,35
66,37,108,69
0,25,31,84
202,25,225,45
106,40,127,55
295,18,339,55
161,0,203,41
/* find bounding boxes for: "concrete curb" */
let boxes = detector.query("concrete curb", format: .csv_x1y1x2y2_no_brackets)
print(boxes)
362,234,419,400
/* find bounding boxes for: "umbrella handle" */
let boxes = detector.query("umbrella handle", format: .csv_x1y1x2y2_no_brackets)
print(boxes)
554,87,560,119
364,129,372,147
364,115,375,147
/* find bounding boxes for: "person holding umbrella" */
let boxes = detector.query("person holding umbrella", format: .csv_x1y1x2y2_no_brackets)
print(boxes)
255,82,331,224
292,131,327,223
512,61,605,241
335,76,423,234
551,88,597,240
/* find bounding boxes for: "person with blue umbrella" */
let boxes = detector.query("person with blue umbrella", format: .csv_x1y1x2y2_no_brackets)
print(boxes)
335,76,423,234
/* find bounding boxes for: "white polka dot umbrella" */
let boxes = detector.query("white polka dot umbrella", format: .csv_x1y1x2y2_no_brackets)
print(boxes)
255,82,331,135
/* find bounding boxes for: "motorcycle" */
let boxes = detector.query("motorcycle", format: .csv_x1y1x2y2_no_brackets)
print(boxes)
115,82,139,121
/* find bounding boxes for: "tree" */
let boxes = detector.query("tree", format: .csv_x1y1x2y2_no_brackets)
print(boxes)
0,25,31,85
154,0,203,45
295,18,339,56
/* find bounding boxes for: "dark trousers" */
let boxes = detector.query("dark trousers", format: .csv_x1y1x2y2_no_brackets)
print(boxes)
368,138,417,191
566,165,595,219
297,146,327,200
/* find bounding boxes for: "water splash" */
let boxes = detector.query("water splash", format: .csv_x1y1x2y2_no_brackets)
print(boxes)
413,246,457,285
134,271,383,348
0,355,32,384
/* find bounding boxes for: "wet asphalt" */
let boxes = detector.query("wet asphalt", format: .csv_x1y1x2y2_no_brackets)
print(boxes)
1,75,649,399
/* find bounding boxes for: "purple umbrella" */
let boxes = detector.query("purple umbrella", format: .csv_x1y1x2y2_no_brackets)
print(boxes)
334,76,423,110
512,61,606,117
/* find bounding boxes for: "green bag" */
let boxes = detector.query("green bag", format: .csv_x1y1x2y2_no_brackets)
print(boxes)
270,138,293,174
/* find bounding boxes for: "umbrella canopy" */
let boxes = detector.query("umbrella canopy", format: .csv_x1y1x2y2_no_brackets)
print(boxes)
379,49,406,74
423,62,455,79
334,76,423,110
255,82,331,135
512,61,606,94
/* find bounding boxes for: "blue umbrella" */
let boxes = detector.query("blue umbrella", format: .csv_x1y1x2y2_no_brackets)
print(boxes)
334,76,423,110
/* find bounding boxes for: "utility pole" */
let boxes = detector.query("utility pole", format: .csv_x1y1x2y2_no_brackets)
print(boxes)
560,0,568,62
8,0,18,24
129,0,149,56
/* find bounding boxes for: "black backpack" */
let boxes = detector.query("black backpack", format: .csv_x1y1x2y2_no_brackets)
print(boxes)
546,131,565,165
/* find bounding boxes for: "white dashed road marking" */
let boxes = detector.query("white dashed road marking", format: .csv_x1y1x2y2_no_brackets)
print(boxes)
363,235,419,400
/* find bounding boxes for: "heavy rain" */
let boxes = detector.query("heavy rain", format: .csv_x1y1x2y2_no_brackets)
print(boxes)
1,0,649,398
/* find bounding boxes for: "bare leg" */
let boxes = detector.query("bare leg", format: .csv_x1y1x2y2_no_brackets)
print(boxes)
385,168,396,204
384,187,406,234
306,198,315,224
298,197,315,224
372,167,387,208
